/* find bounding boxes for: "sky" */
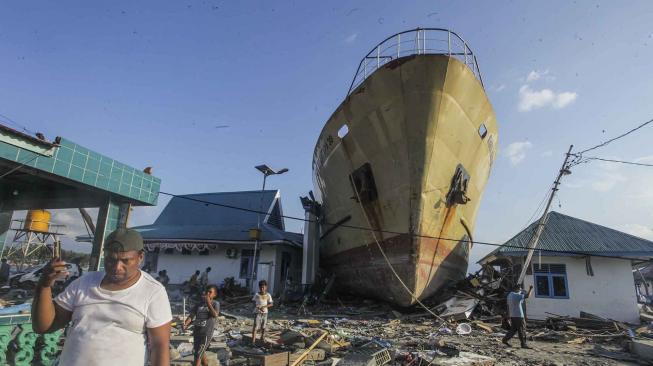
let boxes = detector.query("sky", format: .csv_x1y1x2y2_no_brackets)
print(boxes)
1,1,653,271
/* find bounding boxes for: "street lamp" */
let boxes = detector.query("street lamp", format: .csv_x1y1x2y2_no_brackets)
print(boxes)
250,164,288,291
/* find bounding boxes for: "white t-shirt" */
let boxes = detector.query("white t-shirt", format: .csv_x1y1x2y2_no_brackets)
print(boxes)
55,270,172,366
252,292,273,314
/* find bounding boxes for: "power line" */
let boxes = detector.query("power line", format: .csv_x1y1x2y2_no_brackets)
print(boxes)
157,191,651,262
578,156,653,168
577,117,653,155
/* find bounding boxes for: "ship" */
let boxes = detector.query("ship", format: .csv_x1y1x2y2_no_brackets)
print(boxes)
311,28,498,307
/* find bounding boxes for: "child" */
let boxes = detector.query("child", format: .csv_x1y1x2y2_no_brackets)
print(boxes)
251,280,273,345
183,285,220,366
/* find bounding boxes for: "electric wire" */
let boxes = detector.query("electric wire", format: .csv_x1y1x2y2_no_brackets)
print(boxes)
576,117,653,155
574,156,653,168
158,191,651,262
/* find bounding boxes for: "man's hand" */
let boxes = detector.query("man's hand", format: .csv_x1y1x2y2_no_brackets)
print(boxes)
39,259,68,288
205,294,212,306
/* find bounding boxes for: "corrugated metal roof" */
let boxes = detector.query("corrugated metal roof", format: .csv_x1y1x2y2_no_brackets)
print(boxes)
132,190,301,246
481,211,653,261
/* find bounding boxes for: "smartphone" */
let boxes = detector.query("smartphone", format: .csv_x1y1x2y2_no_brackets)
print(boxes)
53,240,61,259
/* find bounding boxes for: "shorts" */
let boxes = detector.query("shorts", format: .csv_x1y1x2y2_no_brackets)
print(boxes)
253,313,268,331
193,332,212,359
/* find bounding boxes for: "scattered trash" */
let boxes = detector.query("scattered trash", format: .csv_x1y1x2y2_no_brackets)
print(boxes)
455,323,472,335
177,342,194,357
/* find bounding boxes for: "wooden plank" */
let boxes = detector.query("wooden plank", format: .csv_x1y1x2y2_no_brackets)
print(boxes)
290,331,328,366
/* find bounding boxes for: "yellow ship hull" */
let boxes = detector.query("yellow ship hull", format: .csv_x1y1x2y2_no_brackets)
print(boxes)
312,54,498,306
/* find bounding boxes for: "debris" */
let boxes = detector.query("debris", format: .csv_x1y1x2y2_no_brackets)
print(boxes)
438,297,479,321
427,352,495,366
176,342,194,357
630,338,653,361
338,342,391,366
290,331,328,366
471,321,494,333
438,327,453,335
455,323,472,335
290,348,326,362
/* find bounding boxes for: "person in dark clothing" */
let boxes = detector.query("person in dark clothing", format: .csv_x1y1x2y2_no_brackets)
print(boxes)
183,285,220,366
188,270,201,296
502,283,533,348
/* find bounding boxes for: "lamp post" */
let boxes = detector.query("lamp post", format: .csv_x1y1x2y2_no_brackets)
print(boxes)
250,164,288,291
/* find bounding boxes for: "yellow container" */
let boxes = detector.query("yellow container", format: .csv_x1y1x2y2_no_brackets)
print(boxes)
24,210,51,233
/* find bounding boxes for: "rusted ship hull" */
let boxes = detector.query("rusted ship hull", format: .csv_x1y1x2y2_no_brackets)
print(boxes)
312,35,498,306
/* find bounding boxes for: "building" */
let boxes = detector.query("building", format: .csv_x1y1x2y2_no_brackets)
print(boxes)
479,211,653,324
0,125,161,270
133,190,303,295
0,124,161,364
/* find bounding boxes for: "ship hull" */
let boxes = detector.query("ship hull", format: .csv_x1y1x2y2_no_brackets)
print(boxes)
313,54,498,306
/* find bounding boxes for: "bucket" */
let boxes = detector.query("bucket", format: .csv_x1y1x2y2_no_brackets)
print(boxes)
456,323,472,335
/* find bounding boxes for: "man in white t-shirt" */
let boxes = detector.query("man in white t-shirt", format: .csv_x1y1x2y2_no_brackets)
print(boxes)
251,280,273,345
31,228,172,366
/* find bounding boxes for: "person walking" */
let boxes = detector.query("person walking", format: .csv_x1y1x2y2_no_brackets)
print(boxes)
31,228,172,366
502,283,533,349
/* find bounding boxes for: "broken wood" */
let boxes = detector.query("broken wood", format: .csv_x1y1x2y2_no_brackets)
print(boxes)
290,331,328,366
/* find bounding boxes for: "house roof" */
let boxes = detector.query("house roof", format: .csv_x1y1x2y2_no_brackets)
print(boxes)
479,211,653,263
131,190,302,247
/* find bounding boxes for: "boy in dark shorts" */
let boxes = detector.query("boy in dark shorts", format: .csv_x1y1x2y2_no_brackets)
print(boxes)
183,285,220,366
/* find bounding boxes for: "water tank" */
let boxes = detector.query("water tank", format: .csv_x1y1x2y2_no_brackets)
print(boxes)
24,210,51,233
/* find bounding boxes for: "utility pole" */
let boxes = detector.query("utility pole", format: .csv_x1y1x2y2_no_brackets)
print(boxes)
517,145,574,285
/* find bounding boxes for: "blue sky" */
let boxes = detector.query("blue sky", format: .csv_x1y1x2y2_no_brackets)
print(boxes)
1,1,653,269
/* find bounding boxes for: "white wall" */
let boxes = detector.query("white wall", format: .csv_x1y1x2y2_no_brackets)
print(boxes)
156,246,246,286
523,256,640,324
154,244,302,296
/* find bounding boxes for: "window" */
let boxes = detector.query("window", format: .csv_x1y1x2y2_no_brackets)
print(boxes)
533,263,569,299
239,249,260,279
478,123,488,139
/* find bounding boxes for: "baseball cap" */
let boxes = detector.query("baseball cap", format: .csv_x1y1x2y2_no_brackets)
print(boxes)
104,228,144,252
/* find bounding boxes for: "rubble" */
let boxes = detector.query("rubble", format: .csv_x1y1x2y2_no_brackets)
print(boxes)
165,285,645,366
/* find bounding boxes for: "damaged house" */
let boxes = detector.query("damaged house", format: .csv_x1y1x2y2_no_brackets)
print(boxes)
133,190,303,295
479,211,653,324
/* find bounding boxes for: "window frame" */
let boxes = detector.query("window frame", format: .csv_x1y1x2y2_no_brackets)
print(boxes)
533,269,570,299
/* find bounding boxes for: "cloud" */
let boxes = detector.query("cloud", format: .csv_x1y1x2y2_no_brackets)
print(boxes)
636,155,653,164
504,141,533,165
518,85,577,111
525,69,554,83
589,156,625,192
553,92,578,109
540,150,553,157
526,70,543,82
344,33,358,44
51,208,98,238
620,224,653,240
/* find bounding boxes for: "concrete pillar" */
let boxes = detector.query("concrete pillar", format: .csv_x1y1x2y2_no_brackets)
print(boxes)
89,196,130,271
0,211,13,260
300,196,320,286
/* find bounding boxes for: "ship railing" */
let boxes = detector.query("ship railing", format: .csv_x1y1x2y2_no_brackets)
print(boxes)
346,28,484,96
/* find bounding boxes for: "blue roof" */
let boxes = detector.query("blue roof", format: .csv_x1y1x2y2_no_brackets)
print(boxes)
132,190,302,246
480,211,653,262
